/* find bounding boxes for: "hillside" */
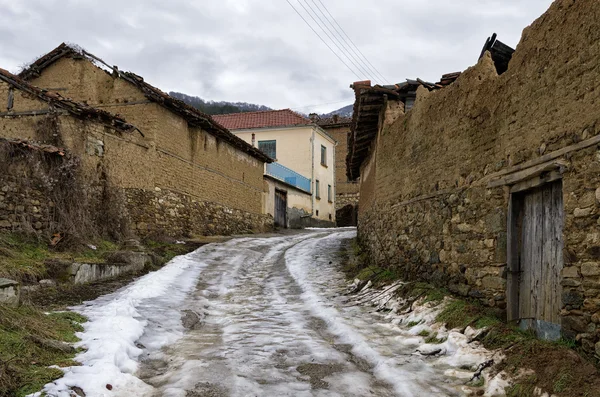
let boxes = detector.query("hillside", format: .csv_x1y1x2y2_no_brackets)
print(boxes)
169,92,272,115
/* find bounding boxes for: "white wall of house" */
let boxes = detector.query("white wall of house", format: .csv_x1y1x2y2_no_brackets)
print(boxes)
235,125,336,224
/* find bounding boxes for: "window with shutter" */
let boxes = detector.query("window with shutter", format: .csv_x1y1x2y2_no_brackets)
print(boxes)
321,145,327,166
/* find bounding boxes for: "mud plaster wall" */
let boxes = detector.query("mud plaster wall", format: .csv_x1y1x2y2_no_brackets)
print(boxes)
27,57,271,236
357,0,600,348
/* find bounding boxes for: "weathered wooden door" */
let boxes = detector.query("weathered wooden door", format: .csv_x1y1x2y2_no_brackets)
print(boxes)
274,189,287,228
508,180,564,340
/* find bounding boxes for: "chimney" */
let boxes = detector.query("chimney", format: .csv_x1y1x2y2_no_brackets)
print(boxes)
333,114,339,123
308,113,320,122
251,133,256,147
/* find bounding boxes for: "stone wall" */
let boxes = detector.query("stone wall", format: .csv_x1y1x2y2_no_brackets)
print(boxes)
356,0,600,348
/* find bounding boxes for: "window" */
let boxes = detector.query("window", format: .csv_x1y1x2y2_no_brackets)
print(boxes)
258,140,276,159
320,145,327,166
316,210,319,216
315,180,320,199
327,184,332,202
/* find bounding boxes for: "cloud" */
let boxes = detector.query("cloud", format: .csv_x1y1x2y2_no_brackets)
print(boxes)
0,0,554,113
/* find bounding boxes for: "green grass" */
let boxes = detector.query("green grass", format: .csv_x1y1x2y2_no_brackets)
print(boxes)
0,233,118,283
424,332,447,344
553,371,571,393
406,321,421,327
0,305,86,397
417,330,430,337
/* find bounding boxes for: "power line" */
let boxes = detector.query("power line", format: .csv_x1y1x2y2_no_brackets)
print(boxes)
295,0,370,81
301,0,374,81
315,0,390,84
307,0,379,83
285,0,363,80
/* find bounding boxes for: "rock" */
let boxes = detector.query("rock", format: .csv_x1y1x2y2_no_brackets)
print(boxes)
28,335,75,354
596,187,600,204
71,386,86,397
563,290,584,307
0,278,20,307
581,262,600,277
481,276,505,290
561,266,580,278
105,251,151,269
38,279,56,286
574,207,593,218
596,341,600,357
181,310,205,330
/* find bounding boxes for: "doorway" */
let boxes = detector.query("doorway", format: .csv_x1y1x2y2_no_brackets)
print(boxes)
507,180,564,340
274,189,287,228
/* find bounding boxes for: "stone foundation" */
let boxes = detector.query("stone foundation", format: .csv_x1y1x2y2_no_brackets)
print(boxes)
126,188,273,238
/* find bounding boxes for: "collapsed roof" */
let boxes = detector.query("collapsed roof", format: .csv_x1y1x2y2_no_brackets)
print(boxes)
346,34,515,181
19,43,272,163
346,73,461,181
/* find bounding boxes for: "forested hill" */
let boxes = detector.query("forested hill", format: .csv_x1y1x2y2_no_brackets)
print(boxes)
169,92,272,115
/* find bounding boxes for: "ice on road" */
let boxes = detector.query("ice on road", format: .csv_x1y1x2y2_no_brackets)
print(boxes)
37,229,471,397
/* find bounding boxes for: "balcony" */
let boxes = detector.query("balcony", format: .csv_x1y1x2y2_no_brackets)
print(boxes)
265,162,311,194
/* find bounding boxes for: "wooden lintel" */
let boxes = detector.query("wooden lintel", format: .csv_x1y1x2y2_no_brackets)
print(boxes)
487,159,569,189
509,170,563,194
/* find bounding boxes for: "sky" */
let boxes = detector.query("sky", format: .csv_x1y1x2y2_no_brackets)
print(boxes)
0,0,554,114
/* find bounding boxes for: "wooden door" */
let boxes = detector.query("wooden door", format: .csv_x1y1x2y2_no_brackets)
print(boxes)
508,180,563,340
274,189,287,228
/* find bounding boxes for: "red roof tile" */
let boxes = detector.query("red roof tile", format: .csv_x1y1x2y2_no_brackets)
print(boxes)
212,109,312,130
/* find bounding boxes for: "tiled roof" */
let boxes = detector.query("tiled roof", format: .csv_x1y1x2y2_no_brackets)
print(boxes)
212,109,312,130
18,43,272,163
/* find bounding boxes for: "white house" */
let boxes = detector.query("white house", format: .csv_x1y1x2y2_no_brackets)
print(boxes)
213,109,337,228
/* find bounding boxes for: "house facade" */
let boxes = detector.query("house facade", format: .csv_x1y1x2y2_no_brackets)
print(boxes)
347,0,600,348
314,114,359,227
16,44,273,237
213,110,336,228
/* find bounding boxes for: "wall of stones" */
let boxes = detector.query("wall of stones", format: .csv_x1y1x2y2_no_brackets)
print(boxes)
357,0,600,348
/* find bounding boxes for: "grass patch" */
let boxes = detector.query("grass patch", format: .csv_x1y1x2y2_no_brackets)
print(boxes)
425,332,447,344
406,321,421,327
417,330,430,337
0,305,86,397
0,233,118,283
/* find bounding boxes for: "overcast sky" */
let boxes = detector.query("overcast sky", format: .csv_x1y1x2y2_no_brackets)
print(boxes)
0,0,554,114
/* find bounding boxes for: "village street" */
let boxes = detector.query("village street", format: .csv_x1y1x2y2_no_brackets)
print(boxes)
35,229,479,397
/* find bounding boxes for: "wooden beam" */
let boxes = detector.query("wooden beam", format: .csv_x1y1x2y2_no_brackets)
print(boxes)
487,159,568,188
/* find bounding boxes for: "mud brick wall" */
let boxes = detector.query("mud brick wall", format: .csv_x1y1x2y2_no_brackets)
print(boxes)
357,0,600,349
16,57,271,236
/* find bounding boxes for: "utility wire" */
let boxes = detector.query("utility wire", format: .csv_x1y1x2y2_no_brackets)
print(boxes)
285,0,363,80
307,0,379,82
303,0,374,81
295,0,370,80
315,0,391,84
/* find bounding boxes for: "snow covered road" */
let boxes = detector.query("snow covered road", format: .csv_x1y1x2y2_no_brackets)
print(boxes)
37,229,478,397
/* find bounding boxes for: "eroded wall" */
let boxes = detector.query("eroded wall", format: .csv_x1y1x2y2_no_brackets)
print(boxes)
357,0,600,348
26,57,271,236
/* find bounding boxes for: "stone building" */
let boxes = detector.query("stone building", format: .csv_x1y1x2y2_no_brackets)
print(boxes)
314,115,359,227
0,67,136,236
348,0,600,350
214,109,336,228
7,44,273,237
